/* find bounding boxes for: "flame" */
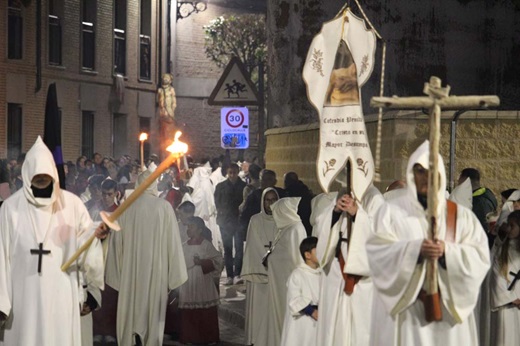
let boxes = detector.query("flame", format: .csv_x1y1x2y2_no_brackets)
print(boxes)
139,132,148,141
166,131,188,155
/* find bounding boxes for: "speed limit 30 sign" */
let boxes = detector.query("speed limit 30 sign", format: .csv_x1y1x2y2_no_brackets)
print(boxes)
221,107,249,149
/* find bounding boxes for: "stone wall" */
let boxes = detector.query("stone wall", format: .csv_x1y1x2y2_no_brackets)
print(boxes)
266,111,520,198
266,1,520,129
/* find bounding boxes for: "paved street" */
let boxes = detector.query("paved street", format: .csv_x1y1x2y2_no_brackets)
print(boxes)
93,276,247,346
164,276,247,346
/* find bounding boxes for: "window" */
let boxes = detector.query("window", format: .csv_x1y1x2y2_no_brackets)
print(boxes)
114,0,127,75
81,0,96,70
8,0,23,60
139,117,151,160
140,0,151,80
48,0,63,65
82,111,94,158
7,104,23,160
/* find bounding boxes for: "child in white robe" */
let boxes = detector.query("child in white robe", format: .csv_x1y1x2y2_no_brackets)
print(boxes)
280,236,321,345
178,216,224,344
490,210,520,346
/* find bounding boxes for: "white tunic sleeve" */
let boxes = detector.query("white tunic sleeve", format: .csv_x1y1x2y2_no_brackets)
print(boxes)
367,203,425,316
76,200,104,291
286,269,313,316
167,209,188,290
439,205,490,322
0,202,13,316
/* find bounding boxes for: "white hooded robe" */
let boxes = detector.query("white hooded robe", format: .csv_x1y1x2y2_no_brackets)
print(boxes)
0,136,103,346
367,140,490,346
241,188,279,345
314,185,383,346
187,164,222,250
255,197,306,346
490,238,520,346
107,169,187,346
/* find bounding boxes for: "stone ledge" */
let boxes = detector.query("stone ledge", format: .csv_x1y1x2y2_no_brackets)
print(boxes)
265,123,319,135
365,110,518,122
265,110,518,135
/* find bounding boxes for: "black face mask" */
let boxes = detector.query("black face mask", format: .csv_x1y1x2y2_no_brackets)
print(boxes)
417,194,428,210
31,183,53,198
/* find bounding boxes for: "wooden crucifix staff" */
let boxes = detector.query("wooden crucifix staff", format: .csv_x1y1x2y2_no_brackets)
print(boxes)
61,131,188,272
371,76,499,322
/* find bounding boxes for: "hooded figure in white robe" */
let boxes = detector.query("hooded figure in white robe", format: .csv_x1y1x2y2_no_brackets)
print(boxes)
187,163,222,250
367,140,490,346
310,192,337,237
210,166,226,187
449,177,473,210
107,167,187,346
314,184,383,346
490,231,520,346
451,176,489,346
497,190,520,228
241,187,279,345
0,136,104,346
255,197,307,346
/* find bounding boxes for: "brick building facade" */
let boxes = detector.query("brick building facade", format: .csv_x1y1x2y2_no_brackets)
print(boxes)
1,0,161,163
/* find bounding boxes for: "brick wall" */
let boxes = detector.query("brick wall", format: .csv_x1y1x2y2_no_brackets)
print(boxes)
266,111,520,199
0,0,159,163
173,5,261,163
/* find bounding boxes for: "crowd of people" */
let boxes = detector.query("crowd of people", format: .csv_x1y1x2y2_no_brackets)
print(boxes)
0,139,519,346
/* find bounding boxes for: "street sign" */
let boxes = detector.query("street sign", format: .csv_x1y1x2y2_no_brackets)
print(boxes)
221,107,249,149
208,57,259,106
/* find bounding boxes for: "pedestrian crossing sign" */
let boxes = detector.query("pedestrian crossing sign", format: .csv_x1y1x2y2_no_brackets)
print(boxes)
208,57,259,106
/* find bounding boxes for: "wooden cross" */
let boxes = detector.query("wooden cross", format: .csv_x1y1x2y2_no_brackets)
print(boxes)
508,269,520,291
30,243,51,274
371,76,500,322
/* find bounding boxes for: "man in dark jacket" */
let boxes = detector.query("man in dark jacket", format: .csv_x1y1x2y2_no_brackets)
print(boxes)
284,171,315,236
214,163,247,285
458,167,497,247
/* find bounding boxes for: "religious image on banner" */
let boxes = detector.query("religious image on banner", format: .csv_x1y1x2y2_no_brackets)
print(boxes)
325,40,360,107
303,9,376,198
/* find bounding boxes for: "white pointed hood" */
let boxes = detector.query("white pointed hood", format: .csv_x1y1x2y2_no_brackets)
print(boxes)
187,162,212,190
497,189,520,226
449,177,473,209
405,140,447,214
22,136,60,207
137,162,158,196
271,197,302,229
309,192,337,227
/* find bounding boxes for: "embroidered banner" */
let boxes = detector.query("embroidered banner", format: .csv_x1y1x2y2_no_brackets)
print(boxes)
303,10,376,198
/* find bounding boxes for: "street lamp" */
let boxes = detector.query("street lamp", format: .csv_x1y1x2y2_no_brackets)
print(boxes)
177,1,208,21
